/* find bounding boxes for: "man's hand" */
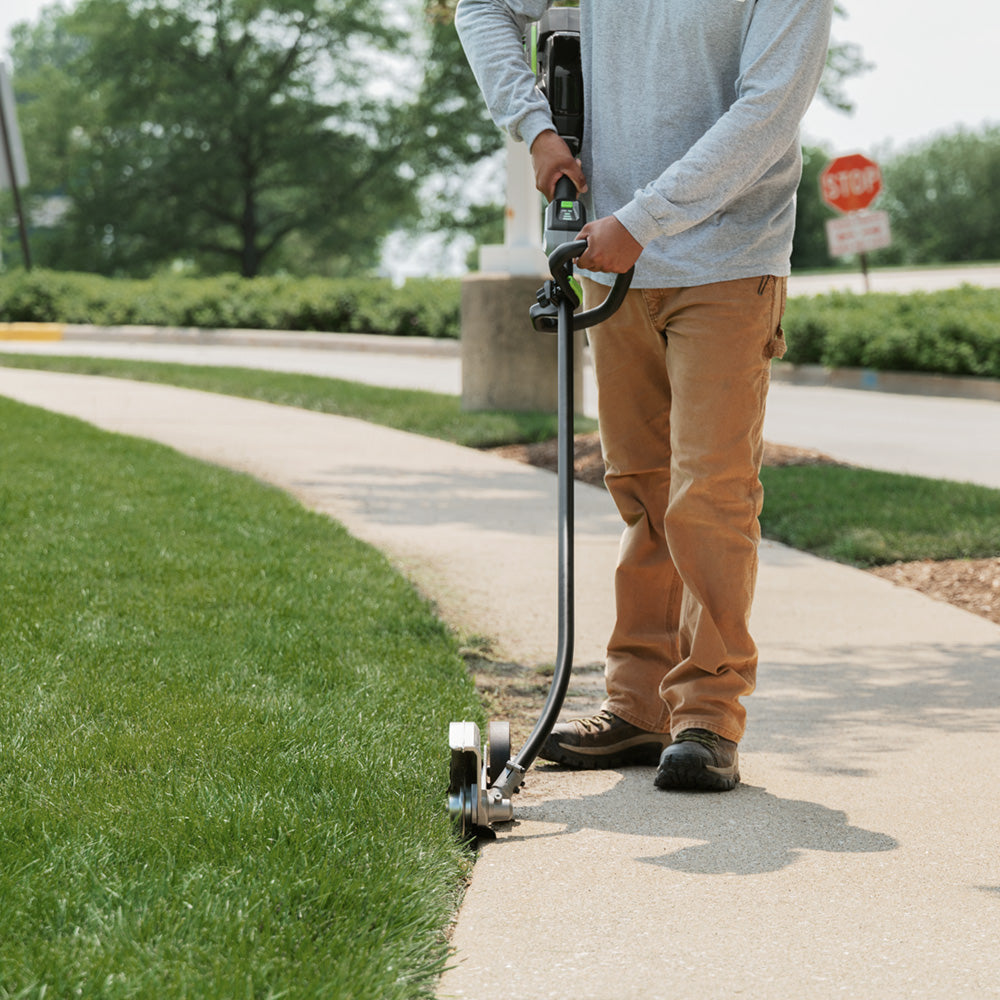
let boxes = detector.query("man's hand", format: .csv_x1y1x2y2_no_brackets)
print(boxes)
530,129,587,201
576,215,643,274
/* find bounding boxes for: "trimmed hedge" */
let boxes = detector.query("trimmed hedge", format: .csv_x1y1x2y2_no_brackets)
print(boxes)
782,285,1000,379
2,270,999,378
0,270,462,339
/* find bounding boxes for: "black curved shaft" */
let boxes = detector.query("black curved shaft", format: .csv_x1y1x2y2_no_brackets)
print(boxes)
494,243,633,797
506,269,577,777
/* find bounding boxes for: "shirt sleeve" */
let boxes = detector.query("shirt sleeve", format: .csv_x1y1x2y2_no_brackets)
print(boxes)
614,0,835,247
454,0,556,151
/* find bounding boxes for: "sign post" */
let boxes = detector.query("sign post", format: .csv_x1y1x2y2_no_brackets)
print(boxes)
820,153,890,291
0,63,32,270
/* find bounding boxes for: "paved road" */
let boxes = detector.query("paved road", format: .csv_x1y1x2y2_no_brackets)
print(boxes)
764,382,1000,488
786,262,1000,295
0,332,465,395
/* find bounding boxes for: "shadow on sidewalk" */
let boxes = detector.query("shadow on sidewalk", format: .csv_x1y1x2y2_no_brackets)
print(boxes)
290,462,619,536
476,638,1000,873
748,638,1000,776
505,774,897,875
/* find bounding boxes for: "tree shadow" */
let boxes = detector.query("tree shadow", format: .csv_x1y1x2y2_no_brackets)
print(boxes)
744,638,1000,776
290,458,619,536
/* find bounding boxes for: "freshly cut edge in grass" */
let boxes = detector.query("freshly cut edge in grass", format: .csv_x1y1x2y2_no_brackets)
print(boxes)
0,395,483,999
0,351,597,448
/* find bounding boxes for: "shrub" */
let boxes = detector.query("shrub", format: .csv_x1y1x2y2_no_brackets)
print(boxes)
3,271,998,369
0,270,462,339
781,285,1000,379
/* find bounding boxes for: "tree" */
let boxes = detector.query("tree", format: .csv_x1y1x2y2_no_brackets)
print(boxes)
4,3,109,271
791,144,838,271
818,3,872,114
875,127,1000,265
396,3,504,254
789,6,872,270
7,0,497,277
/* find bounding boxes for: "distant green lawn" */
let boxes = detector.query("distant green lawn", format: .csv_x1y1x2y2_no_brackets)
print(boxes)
0,395,483,999
0,352,595,447
759,463,1000,566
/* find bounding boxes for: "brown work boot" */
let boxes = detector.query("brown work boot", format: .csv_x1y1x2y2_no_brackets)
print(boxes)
539,709,671,768
654,728,740,791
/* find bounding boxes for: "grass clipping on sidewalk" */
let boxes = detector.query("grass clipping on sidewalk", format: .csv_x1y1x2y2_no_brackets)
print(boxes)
0,397,482,999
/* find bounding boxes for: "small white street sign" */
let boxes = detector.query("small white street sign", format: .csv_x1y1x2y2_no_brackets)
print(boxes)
825,210,892,258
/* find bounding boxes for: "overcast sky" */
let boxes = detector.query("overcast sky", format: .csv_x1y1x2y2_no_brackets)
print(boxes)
802,0,1000,155
2,0,997,158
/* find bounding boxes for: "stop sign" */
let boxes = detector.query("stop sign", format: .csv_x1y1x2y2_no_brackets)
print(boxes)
820,153,882,213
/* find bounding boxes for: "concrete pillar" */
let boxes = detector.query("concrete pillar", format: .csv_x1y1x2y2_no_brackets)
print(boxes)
461,273,584,413
479,134,548,276
462,136,583,413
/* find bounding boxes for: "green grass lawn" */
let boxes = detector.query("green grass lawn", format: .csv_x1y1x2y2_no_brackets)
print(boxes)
760,464,1000,566
0,395,483,999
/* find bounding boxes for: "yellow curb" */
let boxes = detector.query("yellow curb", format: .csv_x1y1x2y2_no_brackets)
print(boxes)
0,322,66,341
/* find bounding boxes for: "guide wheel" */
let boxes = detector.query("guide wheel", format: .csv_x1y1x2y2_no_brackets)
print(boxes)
487,720,512,786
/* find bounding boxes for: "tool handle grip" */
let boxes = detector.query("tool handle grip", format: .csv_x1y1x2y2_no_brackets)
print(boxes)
547,239,635,330
553,174,577,203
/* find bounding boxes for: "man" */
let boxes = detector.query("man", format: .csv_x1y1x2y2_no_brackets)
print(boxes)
455,0,833,790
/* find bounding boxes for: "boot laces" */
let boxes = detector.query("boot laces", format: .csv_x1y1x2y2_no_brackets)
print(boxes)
675,728,720,749
574,709,617,733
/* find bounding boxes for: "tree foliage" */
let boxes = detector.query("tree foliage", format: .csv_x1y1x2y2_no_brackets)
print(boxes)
6,0,499,277
791,127,1000,270
818,3,872,113
874,127,1000,265
16,3,996,279
791,144,838,271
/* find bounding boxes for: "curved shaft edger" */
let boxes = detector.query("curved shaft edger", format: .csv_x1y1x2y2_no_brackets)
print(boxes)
447,234,633,840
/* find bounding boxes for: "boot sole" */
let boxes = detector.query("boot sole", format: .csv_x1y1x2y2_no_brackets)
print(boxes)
540,739,668,770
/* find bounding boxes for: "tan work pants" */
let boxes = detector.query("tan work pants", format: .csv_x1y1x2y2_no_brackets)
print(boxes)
583,274,787,743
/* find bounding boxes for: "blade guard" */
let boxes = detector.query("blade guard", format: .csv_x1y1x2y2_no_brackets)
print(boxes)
447,721,513,840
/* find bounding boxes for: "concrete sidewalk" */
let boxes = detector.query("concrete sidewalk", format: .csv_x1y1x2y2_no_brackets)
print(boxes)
2,366,999,999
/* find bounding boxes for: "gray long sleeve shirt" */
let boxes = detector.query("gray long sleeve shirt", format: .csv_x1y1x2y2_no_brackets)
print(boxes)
455,0,834,287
